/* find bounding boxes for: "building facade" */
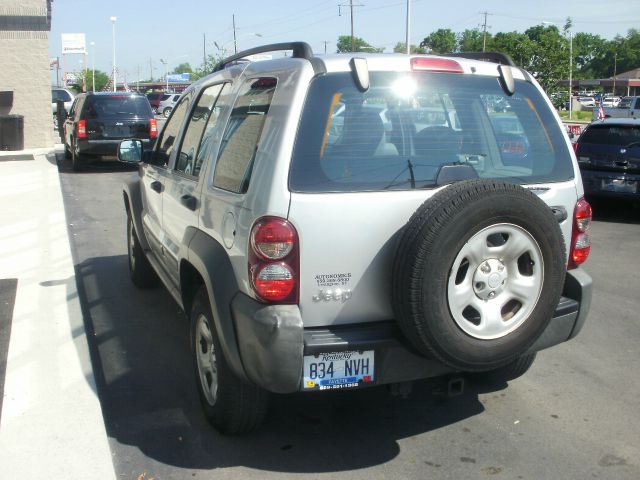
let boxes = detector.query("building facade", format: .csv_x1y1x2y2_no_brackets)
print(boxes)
0,0,54,149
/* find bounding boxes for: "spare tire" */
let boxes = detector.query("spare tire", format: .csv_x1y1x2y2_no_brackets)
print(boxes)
392,179,566,371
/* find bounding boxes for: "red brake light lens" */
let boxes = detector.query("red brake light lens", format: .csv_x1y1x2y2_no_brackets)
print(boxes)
253,263,295,301
77,119,87,139
411,57,464,73
251,218,295,260
574,198,592,232
569,198,592,269
150,118,157,139
249,217,299,304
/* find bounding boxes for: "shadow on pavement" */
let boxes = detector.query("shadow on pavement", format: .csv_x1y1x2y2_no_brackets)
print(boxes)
72,253,504,474
588,196,640,225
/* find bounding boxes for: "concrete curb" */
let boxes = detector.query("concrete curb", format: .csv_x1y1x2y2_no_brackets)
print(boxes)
0,148,115,478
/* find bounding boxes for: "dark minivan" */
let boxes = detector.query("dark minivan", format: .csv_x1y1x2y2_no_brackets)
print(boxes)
64,92,157,171
575,118,640,200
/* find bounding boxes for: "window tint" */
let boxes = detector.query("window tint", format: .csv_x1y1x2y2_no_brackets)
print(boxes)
153,94,191,167
174,83,226,177
290,73,574,192
213,77,277,193
83,95,152,119
580,125,640,146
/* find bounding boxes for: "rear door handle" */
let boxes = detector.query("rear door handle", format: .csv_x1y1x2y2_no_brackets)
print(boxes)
150,181,162,193
180,194,197,211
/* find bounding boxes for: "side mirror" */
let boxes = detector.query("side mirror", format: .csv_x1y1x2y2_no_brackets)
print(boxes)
118,139,143,164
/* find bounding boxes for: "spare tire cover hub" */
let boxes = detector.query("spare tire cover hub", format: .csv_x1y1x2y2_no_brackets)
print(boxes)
448,223,544,340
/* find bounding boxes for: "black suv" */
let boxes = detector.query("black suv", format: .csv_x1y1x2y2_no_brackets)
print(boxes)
576,118,640,200
63,92,157,171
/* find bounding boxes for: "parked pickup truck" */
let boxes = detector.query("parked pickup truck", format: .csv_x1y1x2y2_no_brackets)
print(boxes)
603,96,640,118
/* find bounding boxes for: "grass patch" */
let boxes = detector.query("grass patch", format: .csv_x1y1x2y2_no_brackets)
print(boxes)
558,110,593,122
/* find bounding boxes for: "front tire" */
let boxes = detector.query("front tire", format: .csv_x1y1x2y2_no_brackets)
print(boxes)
127,215,158,288
191,287,268,434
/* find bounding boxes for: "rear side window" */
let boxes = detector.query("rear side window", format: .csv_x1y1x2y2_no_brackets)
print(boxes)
290,72,574,192
212,77,276,193
83,95,152,119
580,124,640,146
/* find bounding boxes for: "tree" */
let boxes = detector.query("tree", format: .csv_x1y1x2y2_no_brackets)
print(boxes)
572,32,607,78
337,35,383,53
419,29,456,54
522,24,570,93
71,69,109,92
458,29,489,53
172,62,193,74
492,31,534,68
393,42,426,54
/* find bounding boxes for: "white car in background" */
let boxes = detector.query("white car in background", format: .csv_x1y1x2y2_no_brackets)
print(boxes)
577,96,596,107
158,93,181,118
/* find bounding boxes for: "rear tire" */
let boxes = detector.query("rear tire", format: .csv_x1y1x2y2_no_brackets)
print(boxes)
475,352,537,383
191,287,268,435
71,142,84,172
127,215,158,288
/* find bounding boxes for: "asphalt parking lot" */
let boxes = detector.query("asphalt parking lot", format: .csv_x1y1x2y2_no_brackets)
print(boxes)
56,154,640,479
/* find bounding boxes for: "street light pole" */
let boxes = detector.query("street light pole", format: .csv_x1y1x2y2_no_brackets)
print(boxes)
90,41,95,92
160,59,168,91
232,14,237,54
568,30,573,120
110,16,117,92
405,0,411,54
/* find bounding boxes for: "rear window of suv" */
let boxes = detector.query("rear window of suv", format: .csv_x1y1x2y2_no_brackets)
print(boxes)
83,95,152,119
580,124,640,146
290,72,574,192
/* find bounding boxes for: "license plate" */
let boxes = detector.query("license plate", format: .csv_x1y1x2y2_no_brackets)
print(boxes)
303,350,375,391
601,178,637,193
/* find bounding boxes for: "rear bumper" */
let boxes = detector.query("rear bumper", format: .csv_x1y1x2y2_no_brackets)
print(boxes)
77,139,153,156
231,269,592,394
580,169,640,199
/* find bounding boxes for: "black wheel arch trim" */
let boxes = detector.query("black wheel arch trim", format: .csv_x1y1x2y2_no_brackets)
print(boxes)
183,227,249,382
122,174,151,252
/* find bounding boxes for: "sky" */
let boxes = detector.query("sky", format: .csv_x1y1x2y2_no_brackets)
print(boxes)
49,0,640,85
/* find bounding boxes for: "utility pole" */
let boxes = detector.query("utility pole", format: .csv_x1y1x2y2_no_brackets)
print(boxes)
322,40,330,54
480,11,491,52
149,57,153,83
339,1,363,52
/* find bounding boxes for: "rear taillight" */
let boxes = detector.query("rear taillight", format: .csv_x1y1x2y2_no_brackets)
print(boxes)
150,118,157,139
572,142,578,154
76,119,86,139
568,197,592,269
249,217,298,303
411,57,464,73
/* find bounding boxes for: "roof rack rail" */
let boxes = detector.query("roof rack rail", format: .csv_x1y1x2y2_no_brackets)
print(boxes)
212,42,314,73
443,52,516,67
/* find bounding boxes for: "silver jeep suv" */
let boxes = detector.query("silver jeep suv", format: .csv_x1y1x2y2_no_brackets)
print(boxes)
118,43,592,434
